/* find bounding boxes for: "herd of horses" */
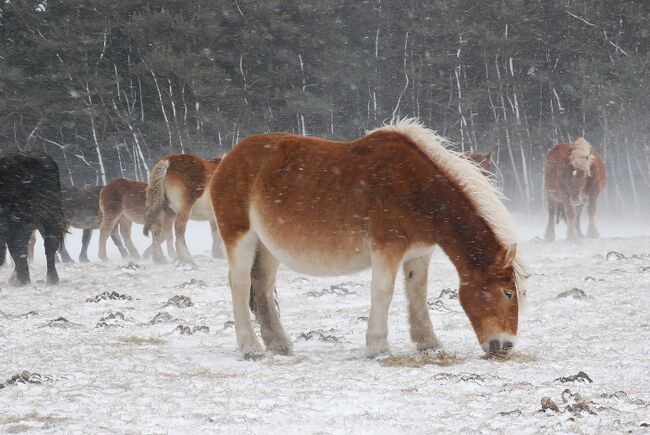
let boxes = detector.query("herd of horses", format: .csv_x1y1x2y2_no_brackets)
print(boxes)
0,118,607,359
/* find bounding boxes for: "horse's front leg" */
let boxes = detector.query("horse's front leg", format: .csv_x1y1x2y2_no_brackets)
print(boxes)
544,198,558,242
403,253,440,352
564,202,579,241
366,250,400,358
574,204,585,239
587,197,601,238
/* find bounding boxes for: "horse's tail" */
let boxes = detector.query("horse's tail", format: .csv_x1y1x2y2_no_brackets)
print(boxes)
143,158,170,236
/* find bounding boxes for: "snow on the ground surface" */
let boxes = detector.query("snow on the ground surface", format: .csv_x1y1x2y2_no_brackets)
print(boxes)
1,219,650,434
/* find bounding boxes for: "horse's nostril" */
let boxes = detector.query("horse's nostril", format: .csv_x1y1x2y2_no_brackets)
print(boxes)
502,341,513,351
489,340,500,353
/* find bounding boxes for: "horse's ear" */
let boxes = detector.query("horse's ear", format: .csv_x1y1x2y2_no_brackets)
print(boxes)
501,243,517,267
485,151,492,163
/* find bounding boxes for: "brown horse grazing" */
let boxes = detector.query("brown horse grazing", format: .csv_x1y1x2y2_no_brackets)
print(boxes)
144,154,223,264
98,178,175,263
463,151,493,174
211,118,529,359
544,138,607,241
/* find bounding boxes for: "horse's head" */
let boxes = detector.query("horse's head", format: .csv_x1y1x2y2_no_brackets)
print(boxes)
459,243,524,357
566,141,594,206
564,166,590,206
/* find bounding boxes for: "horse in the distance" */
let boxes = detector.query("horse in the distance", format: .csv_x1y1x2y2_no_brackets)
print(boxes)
544,138,607,241
144,154,223,264
28,186,128,263
211,118,529,359
0,153,66,285
98,178,175,263
463,151,493,174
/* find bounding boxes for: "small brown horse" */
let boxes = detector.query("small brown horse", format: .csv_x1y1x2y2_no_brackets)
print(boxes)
98,178,175,263
544,138,607,241
28,186,128,263
463,151,493,174
144,154,223,264
211,118,529,359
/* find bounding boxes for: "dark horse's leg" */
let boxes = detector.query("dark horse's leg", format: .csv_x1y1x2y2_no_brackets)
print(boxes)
41,224,60,284
0,236,6,267
58,235,74,263
79,228,92,262
7,230,31,286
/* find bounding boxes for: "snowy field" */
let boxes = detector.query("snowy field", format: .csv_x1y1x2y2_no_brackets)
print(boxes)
1,217,649,434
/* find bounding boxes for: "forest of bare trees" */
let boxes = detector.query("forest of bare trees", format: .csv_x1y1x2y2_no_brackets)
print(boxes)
1,1,649,214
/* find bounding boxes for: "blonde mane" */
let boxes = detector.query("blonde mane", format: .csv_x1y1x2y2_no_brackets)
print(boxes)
569,137,594,176
371,118,529,304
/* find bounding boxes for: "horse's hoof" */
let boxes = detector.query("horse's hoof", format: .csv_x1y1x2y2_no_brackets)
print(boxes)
365,341,391,359
79,257,89,263
47,275,59,285
153,256,168,265
267,340,294,356
243,350,266,361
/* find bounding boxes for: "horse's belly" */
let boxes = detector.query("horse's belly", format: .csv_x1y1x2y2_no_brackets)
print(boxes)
250,208,370,276
189,190,214,221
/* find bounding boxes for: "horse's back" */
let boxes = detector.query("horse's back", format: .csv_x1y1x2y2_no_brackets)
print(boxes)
213,132,440,274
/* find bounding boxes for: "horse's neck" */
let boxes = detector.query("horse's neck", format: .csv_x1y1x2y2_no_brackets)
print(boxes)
426,186,503,273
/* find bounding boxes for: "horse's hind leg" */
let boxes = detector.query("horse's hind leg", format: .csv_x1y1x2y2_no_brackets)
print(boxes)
118,218,140,259
228,231,264,358
210,220,225,259
58,235,74,263
173,208,193,264
110,226,129,258
366,250,401,358
79,228,92,262
27,230,36,263
7,230,31,286
163,211,176,260
587,198,600,238
41,225,60,284
251,243,291,355
544,199,557,242
403,254,440,352
99,213,120,261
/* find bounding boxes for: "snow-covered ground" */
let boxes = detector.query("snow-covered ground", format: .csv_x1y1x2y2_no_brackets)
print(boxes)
1,218,649,433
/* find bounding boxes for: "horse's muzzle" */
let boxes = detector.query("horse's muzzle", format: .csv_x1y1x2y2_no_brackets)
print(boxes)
481,334,516,357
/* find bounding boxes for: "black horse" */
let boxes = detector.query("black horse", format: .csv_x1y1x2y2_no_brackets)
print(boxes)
28,186,128,263
0,152,66,285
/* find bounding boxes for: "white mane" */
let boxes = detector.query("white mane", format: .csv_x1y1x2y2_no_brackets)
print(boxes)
370,118,529,304
569,137,594,176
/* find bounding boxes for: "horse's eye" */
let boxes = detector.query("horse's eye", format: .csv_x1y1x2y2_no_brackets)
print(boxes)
572,169,578,177
503,289,513,300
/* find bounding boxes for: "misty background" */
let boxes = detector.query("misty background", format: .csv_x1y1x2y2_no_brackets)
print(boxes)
1,1,649,217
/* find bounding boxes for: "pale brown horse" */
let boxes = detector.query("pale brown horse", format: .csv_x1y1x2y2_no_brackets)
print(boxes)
98,178,175,263
463,151,493,174
544,138,607,241
144,154,223,264
211,118,529,359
